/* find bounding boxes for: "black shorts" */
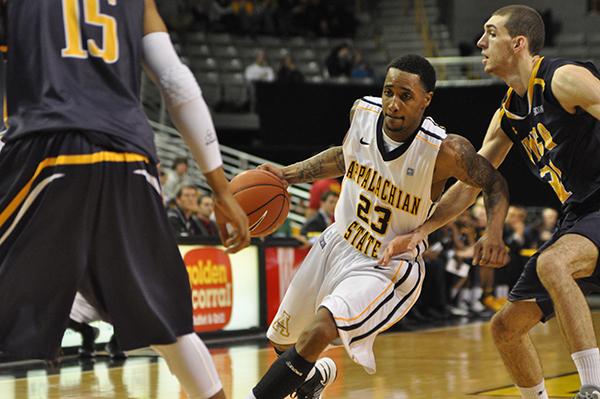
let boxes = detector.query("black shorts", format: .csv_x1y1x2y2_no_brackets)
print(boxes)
0,132,194,360
509,209,600,322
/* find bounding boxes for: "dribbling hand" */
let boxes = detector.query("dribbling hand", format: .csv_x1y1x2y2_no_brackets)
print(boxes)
257,163,289,188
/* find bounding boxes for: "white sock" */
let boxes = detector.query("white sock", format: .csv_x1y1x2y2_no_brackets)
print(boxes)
572,348,600,386
517,380,548,399
152,334,223,399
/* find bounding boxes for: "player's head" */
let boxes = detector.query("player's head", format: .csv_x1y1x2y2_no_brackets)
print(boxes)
477,5,545,75
382,55,435,137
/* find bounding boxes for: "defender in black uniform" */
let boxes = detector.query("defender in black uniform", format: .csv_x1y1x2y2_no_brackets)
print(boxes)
383,5,600,399
0,1,249,398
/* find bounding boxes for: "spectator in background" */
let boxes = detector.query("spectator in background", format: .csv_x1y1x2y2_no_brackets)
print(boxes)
231,0,257,35
163,157,192,201
277,53,305,83
306,177,341,219
529,207,559,248
196,194,220,237
245,49,275,82
351,50,375,80
301,190,338,242
167,185,202,237
325,43,354,78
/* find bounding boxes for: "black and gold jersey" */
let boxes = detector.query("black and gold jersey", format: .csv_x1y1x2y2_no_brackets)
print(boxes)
3,0,157,161
500,57,600,212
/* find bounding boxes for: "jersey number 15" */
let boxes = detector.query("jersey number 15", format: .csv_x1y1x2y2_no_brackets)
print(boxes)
61,0,119,64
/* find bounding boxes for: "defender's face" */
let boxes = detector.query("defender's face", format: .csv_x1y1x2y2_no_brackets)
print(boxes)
381,68,432,138
477,14,516,76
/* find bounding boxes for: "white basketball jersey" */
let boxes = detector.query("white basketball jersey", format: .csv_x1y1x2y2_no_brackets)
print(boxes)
334,96,447,259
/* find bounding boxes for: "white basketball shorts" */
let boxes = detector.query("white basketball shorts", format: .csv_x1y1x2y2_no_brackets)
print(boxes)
267,224,425,374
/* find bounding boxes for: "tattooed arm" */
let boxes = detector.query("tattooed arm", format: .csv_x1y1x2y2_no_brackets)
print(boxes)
280,146,345,184
379,113,513,266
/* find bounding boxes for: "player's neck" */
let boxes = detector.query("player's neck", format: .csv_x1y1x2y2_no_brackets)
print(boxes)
505,54,542,97
382,120,421,142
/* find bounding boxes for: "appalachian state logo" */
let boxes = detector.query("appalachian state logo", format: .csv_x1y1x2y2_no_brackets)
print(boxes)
272,311,291,337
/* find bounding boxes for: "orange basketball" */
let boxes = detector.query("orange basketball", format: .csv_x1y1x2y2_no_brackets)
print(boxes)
230,169,290,237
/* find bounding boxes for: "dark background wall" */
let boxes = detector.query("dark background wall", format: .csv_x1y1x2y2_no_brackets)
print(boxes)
221,82,560,209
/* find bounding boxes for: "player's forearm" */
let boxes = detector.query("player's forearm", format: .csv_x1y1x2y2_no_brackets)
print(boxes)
414,182,480,236
282,146,345,184
481,169,510,239
203,166,231,198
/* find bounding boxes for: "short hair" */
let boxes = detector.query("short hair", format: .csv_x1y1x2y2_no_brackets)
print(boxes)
493,5,545,55
176,184,198,199
386,54,436,92
172,156,188,169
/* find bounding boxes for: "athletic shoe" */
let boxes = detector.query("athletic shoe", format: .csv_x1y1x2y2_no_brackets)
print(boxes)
574,385,600,399
78,325,100,358
105,334,127,360
483,295,502,312
294,357,337,399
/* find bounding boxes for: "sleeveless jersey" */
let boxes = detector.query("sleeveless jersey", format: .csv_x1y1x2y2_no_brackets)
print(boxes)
335,96,447,259
3,0,157,161
499,57,600,212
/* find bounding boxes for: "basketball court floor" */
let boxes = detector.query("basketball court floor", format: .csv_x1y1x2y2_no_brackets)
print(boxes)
0,313,595,398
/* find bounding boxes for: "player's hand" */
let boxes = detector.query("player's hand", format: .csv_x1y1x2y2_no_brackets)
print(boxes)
257,163,289,188
213,190,250,254
378,229,426,266
473,234,509,268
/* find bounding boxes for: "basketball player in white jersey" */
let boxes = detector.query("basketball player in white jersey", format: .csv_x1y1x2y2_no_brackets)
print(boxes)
246,55,510,399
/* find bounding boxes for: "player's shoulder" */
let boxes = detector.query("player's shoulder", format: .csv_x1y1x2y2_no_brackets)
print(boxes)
419,117,448,144
352,96,383,111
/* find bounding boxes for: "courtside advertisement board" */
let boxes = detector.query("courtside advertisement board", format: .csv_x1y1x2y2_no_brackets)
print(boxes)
179,244,260,332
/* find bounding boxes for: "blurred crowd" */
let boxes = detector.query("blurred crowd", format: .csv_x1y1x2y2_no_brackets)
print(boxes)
157,0,356,38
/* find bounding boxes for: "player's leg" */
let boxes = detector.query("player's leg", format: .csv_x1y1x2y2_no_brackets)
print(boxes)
82,158,226,399
536,233,600,391
250,307,338,399
152,334,225,399
490,301,547,398
251,227,339,399
69,293,103,357
0,133,102,360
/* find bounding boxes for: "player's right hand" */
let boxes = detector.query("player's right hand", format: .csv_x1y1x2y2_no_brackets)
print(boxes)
213,191,250,253
257,163,289,188
472,234,509,268
378,229,426,266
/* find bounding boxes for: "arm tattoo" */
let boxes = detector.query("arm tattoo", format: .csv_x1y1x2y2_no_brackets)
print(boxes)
453,138,509,222
287,147,345,183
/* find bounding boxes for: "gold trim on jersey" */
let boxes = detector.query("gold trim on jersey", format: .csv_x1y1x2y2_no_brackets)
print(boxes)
502,57,545,121
0,151,149,228
415,134,441,148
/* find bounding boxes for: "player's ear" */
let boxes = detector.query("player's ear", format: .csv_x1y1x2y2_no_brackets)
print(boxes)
513,35,527,52
423,91,433,108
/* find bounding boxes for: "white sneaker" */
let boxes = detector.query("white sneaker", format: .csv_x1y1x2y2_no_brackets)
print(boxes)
574,385,600,399
294,357,337,399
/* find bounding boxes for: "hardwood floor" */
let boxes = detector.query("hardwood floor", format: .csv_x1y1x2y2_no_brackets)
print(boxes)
0,314,591,398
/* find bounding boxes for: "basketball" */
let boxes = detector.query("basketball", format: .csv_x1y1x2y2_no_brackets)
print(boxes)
230,169,290,237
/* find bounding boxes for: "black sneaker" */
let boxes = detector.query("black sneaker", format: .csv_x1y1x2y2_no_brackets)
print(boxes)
105,334,127,360
294,357,337,399
78,325,100,358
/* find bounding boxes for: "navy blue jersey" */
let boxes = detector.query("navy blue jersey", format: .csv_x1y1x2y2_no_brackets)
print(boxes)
500,57,600,212
3,0,157,161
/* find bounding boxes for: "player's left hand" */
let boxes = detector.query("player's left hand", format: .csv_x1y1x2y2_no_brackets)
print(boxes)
378,229,426,266
473,234,509,268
